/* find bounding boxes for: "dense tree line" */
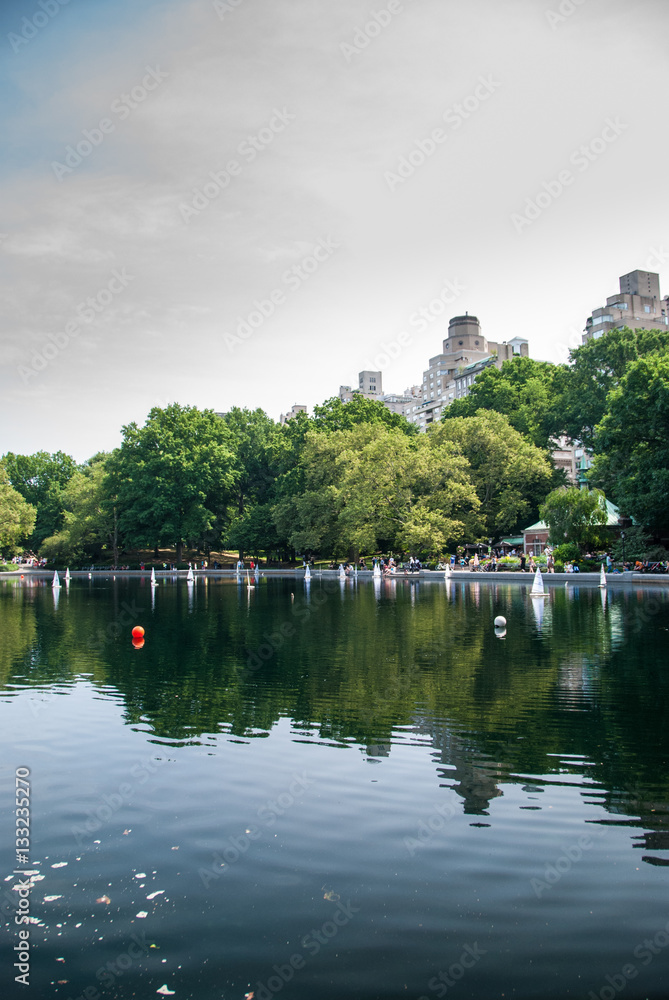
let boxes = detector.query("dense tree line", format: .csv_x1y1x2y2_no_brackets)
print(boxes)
1,325,667,564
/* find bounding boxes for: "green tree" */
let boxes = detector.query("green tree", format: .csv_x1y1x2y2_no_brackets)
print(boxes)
273,424,479,559
0,464,37,555
539,486,608,551
431,410,555,538
40,455,120,564
106,404,237,562
337,429,479,556
312,395,418,436
590,354,669,534
442,356,565,450
221,408,286,557
2,450,77,547
557,326,669,450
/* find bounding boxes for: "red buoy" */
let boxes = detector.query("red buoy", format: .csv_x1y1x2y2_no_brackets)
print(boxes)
131,625,145,639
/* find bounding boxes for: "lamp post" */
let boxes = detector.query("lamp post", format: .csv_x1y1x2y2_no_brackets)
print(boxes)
620,530,626,570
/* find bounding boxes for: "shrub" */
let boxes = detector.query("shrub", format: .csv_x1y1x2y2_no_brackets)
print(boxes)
554,542,580,564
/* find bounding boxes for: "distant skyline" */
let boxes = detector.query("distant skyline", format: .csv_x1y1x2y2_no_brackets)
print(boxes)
1,0,668,461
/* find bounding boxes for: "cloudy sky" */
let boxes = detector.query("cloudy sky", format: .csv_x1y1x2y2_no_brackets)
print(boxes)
1,0,668,461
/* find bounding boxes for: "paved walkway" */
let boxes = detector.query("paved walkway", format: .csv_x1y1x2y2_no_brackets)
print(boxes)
5,568,668,587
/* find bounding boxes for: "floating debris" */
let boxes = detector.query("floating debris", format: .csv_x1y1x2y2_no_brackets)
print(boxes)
156,986,175,995
51,862,68,869
135,873,147,879
44,896,63,902
96,896,111,905
146,891,165,900
123,829,131,836
136,911,149,919
323,890,340,902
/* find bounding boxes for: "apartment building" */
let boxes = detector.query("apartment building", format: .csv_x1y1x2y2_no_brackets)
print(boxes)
583,269,669,343
402,315,528,431
279,404,307,424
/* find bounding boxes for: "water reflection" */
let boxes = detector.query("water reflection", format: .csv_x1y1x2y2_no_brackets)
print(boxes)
1,577,669,865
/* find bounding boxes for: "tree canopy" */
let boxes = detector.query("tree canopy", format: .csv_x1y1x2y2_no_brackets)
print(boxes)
0,464,37,555
590,354,669,533
312,395,418,435
106,404,238,562
539,486,609,551
441,356,565,450
431,410,556,537
557,326,669,450
2,450,77,547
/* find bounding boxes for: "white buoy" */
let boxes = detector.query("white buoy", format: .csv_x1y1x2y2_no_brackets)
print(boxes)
599,564,607,589
494,615,506,628
52,570,61,589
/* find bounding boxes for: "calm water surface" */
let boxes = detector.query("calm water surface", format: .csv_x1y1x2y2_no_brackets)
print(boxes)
1,575,669,1000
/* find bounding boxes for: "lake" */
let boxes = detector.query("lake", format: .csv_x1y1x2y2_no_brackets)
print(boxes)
1,573,669,1000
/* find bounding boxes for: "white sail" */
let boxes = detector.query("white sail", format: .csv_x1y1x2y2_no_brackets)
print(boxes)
151,567,157,587
52,570,61,588
599,564,607,589
444,564,451,579
530,567,546,596
305,565,311,581
373,563,381,578
187,564,194,583
339,564,345,579
65,567,71,583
